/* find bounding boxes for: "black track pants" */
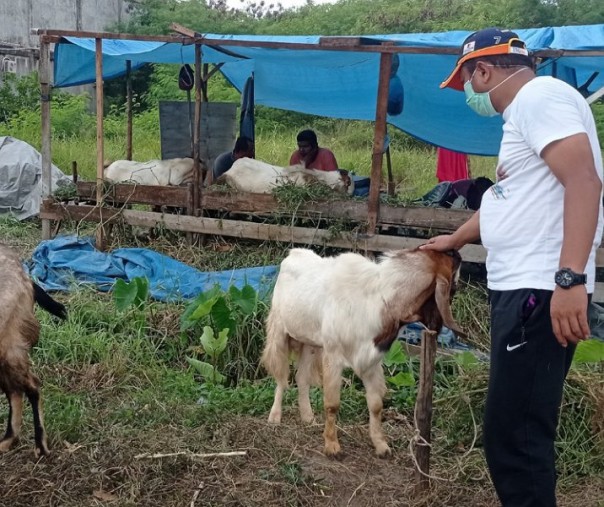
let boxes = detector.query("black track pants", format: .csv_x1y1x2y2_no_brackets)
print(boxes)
484,289,578,507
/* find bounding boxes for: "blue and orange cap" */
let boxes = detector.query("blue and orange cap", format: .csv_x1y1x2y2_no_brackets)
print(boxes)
440,28,529,91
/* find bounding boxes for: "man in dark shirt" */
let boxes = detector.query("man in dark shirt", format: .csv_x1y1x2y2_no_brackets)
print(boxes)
212,136,255,182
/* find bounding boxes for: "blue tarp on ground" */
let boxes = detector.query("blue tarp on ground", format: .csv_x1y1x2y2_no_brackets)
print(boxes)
53,25,604,156
27,235,278,302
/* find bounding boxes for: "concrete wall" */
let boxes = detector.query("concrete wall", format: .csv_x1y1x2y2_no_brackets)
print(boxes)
0,0,136,79
0,0,134,48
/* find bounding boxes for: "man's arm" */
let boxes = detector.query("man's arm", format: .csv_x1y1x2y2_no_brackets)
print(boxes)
542,132,602,346
290,151,300,166
323,149,339,171
421,210,480,251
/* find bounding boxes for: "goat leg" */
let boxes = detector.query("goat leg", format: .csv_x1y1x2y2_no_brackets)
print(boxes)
295,345,317,424
25,384,49,457
322,356,343,457
0,391,24,452
361,366,391,457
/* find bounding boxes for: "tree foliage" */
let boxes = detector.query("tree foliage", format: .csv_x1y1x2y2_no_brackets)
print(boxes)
122,0,604,37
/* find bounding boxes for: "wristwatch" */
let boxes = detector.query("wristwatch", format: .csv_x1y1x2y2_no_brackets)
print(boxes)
554,267,587,289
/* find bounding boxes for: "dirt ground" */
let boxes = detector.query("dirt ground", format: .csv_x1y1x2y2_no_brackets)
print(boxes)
1,411,602,507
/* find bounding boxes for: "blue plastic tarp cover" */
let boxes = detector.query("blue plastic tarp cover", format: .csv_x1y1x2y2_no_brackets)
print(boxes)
28,236,278,302
53,24,604,156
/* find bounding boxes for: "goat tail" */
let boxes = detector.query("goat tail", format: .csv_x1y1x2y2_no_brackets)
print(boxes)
32,282,67,320
261,309,291,381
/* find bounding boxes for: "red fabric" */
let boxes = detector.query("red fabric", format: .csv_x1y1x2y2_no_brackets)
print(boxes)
289,147,338,171
436,147,469,182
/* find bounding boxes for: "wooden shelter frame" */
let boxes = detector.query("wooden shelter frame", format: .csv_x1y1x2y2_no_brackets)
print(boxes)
33,25,604,491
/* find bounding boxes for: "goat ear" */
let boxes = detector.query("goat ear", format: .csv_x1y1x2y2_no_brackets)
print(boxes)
434,274,465,337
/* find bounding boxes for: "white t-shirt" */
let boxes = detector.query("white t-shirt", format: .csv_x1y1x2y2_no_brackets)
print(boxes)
480,76,604,292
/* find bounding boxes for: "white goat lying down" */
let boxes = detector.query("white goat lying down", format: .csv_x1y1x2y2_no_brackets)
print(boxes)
0,244,67,457
104,157,195,186
216,157,354,195
261,247,464,457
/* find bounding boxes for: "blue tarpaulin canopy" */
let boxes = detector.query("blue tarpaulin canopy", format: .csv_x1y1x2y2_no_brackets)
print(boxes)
53,25,604,156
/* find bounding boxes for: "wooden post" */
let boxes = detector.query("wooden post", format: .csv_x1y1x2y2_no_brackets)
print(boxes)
386,146,395,197
202,63,209,102
368,51,392,233
193,43,202,214
126,60,133,160
71,161,78,184
39,36,52,240
95,37,106,251
414,330,438,493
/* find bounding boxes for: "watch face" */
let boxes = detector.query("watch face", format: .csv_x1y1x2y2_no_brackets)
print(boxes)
556,269,576,288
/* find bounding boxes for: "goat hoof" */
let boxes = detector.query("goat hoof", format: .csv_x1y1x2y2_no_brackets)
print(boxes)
0,439,14,452
324,441,342,458
300,414,314,424
375,443,392,458
268,413,282,424
34,445,50,459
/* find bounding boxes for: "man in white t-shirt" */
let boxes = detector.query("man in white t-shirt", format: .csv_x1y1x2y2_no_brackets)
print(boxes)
423,28,603,506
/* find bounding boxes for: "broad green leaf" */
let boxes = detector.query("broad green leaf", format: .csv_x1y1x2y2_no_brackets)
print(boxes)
384,341,407,367
185,357,225,383
199,326,218,357
189,296,219,320
214,328,229,356
387,371,415,387
133,277,149,308
230,284,258,315
211,296,237,337
572,339,604,364
113,278,138,311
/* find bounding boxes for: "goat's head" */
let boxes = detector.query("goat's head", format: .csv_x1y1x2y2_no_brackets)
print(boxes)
417,249,464,337
337,169,355,195
373,248,464,351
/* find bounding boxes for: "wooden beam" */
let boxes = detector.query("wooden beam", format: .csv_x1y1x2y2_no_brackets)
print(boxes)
75,184,475,232
39,36,52,240
95,37,106,251
368,51,393,232
126,60,133,160
40,202,483,257
414,330,437,493
204,63,224,82
32,28,187,44
76,182,189,207
32,27,604,58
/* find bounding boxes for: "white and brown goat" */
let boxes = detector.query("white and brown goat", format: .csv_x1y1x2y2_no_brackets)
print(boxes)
261,247,463,457
0,244,67,457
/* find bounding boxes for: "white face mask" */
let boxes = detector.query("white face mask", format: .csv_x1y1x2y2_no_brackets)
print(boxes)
464,66,529,117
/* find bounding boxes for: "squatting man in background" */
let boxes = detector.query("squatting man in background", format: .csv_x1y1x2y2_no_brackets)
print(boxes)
422,27,603,507
289,129,339,171
211,136,255,184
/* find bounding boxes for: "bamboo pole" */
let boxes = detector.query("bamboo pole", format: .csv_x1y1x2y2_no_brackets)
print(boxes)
126,60,133,160
414,330,438,493
39,36,52,240
95,37,106,251
367,51,392,233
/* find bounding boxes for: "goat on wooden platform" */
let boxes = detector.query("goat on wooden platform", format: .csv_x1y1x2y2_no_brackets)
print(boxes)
216,157,354,195
261,247,463,457
0,244,67,457
104,158,195,186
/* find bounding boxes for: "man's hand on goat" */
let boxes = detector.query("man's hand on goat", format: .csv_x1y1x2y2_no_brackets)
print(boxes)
420,234,458,252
